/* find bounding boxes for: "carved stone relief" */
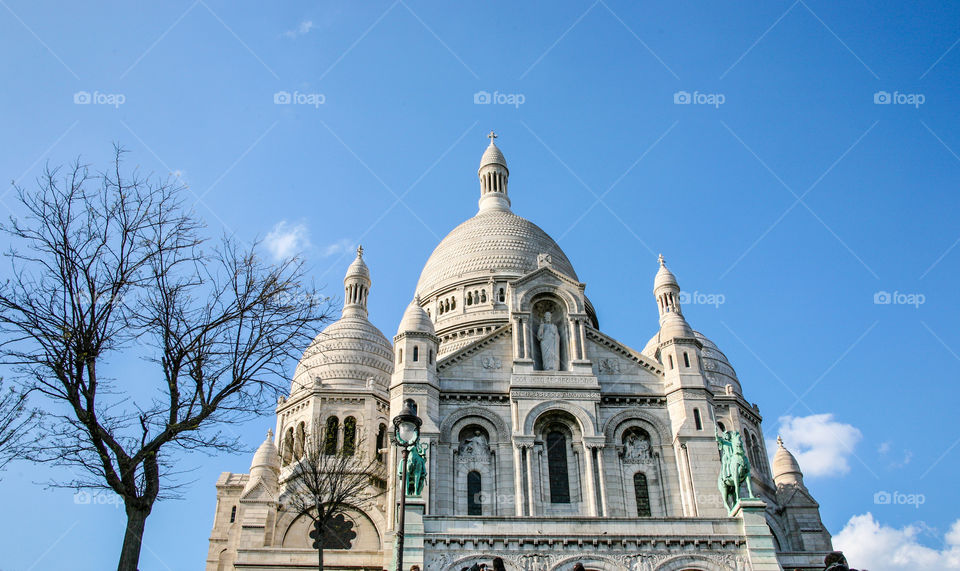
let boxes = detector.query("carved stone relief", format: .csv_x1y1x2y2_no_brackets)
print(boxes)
599,358,620,374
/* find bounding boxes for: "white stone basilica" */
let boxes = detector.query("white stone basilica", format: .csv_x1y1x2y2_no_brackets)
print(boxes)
206,135,833,571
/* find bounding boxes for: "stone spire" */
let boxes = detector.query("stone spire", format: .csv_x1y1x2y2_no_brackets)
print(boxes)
478,131,511,212
343,245,371,318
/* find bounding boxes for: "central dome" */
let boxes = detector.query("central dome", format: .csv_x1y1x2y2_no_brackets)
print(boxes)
415,208,578,297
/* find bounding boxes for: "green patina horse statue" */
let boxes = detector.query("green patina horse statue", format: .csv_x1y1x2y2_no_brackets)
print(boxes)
716,427,755,514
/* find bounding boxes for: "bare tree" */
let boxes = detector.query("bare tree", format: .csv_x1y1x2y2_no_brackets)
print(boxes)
0,377,37,474
284,420,387,570
0,147,333,571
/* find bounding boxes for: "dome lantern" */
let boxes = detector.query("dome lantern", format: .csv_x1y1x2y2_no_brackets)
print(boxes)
478,131,511,212
652,254,693,339
343,245,371,318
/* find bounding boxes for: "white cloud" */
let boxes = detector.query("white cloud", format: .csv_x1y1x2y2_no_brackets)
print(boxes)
878,441,892,455
264,221,310,260
834,513,960,570
771,414,862,477
283,20,314,39
320,238,355,258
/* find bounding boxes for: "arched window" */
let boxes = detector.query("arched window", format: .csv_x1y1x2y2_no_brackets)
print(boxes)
230,505,237,523
668,355,674,369
480,290,487,303
324,416,340,455
429,349,434,364
295,422,306,458
343,417,356,456
376,423,386,462
498,288,505,302
282,427,294,465
451,297,456,309
546,431,571,503
467,292,473,305
413,345,419,362
693,408,703,431
398,348,403,363
683,352,690,368
467,471,482,515
634,473,651,516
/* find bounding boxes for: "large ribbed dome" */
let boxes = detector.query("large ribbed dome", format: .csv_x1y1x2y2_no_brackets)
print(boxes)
292,316,393,392
416,209,577,296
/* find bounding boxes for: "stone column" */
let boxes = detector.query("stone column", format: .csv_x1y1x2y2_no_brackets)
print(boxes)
523,319,533,363
568,318,580,362
582,444,598,516
595,445,609,516
525,445,535,516
513,317,522,359
386,435,397,530
512,443,525,516
578,319,588,359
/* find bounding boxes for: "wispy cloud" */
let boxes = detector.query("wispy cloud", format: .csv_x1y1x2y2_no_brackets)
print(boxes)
771,413,862,477
264,221,310,260
320,238,355,258
283,20,314,39
878,441,914,469
834,514,960,570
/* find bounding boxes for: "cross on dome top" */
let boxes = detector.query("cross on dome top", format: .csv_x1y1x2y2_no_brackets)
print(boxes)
487,130,497,141
658,253,665,267
357,245,364,259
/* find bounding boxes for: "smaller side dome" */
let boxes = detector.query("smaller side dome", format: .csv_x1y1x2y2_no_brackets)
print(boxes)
772,436,805,488
397,296,435,335
250,429,280,472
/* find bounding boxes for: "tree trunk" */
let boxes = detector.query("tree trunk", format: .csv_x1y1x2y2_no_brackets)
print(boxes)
317,535,324,571
117,504,149,571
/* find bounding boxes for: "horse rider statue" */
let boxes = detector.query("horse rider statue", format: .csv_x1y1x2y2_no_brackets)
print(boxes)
715,426,755,514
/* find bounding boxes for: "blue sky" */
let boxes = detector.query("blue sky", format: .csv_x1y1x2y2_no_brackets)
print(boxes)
1,1,959,569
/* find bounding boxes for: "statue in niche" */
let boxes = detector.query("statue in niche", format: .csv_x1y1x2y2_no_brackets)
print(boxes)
623,430,652,462
457,430,490,462
537,311,560,371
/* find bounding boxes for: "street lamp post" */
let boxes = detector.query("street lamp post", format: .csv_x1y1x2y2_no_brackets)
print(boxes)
392,398,422,571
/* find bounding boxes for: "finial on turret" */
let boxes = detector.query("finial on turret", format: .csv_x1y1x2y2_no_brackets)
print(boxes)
357,244,364,259
777,435,784,448
658,253,665,267
267,428,274,440
487,130,497,142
